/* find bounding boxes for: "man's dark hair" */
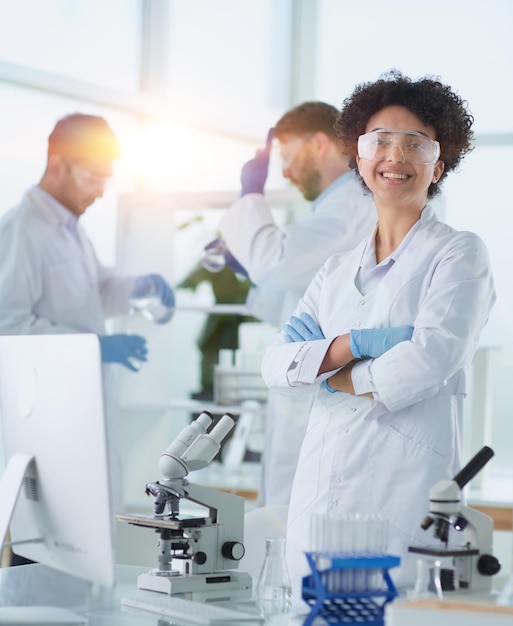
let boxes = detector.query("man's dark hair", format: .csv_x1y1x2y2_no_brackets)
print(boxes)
274,102,339,141
48,113,121,161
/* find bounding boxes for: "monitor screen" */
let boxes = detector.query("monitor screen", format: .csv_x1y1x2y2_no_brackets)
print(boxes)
0,334,115,588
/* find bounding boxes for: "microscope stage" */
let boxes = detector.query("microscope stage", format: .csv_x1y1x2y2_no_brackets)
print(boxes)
409,545,480,557
117,513,208,530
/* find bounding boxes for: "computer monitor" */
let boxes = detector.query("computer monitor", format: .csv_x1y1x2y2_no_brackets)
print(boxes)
0,334,115,589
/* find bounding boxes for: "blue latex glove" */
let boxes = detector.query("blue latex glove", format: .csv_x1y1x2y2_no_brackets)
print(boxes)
350,325,414,359
283,312,325,343
240,128,274,196
133,274,175,308
99,334,148,372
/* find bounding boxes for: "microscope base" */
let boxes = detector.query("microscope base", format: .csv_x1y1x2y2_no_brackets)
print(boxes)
137,570,253,595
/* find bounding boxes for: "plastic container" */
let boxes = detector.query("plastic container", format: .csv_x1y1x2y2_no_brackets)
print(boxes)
213,349,267,404
302,551,400,626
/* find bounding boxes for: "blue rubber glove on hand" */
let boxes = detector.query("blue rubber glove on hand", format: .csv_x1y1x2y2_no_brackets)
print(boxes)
350,325,414,359
133,274,175,308
99,334,148,372
283,312,325,343
240,127,274,196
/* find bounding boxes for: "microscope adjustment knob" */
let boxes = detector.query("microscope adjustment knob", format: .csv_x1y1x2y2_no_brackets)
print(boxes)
193,551,207,565
477,554,501,576
222,541,245,561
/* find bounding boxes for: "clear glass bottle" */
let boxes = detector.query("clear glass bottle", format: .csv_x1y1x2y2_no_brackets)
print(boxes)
256,537,292,617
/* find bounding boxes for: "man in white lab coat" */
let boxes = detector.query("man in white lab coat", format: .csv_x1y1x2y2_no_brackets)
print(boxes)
0,113,174,358
0,114,174,562
217,102,377,506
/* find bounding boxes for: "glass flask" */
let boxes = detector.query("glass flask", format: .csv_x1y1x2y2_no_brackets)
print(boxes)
130,295,174,324
256,537,292,617
202,238,227,272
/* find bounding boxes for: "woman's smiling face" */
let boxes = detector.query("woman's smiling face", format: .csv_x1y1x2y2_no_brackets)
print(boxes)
356,105,444,210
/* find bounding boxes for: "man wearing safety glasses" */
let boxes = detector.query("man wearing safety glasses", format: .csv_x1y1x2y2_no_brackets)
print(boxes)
215,102,377,507
0,114,174,371
0,115,176,541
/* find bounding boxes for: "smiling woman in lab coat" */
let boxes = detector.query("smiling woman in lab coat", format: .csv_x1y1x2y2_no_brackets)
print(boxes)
261,70,496,603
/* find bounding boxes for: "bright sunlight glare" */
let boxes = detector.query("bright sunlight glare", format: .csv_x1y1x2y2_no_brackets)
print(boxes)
118,118,243,193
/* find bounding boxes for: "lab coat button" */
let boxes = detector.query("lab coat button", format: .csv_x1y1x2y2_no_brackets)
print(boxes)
354,321,361,328
344,428,350,433
360,299,366,305
350,407,357,412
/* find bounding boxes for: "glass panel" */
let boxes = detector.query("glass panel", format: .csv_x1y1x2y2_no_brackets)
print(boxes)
316,0,513,134
163,0,292,132
0,0,141,91
444,145,513,489
443,144,513,348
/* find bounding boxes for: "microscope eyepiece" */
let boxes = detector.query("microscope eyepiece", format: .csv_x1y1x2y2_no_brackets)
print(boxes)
452,446,494,489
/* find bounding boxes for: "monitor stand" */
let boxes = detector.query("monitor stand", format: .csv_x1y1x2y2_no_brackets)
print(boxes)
0,454,85,625
0,452,33,551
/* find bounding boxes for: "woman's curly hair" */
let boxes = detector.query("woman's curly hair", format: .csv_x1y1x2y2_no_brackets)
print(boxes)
334,69,474,197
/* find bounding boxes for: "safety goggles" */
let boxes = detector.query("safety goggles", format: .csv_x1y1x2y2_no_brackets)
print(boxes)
66,160,113,190
357,129,440,165
275,133,314,169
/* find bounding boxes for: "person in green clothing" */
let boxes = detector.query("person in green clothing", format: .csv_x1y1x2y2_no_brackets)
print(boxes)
178,263,256,399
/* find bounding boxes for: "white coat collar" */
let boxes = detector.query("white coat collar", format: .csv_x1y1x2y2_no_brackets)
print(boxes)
359,203,437,271
29,186,80,235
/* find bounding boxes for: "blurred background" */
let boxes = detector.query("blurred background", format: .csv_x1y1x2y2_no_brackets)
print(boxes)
0,0,512,550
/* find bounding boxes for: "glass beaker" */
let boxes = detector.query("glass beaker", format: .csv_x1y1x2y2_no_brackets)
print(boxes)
256,537,292,617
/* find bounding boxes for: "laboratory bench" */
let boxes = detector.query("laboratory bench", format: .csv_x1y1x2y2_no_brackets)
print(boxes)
2,563,513,626
0,563,302,625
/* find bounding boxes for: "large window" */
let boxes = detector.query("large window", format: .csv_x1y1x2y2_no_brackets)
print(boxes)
163,0,292,134
315,0,513,134
0,0,141,91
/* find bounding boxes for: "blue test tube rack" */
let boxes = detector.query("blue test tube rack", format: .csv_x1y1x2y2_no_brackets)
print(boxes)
301,551,401,625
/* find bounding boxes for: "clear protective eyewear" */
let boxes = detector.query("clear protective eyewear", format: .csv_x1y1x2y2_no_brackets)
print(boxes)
357,129,441,165
66,160,114,190
275,133,314,169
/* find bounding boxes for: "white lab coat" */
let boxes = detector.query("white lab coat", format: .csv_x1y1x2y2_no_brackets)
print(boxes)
0,187,136,512
0,187,134,335
261,206,496,602
219,173,377,505
219,172,376,328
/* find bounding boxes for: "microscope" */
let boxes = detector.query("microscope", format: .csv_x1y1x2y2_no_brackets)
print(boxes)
117,411,252,595
408,445,501,593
